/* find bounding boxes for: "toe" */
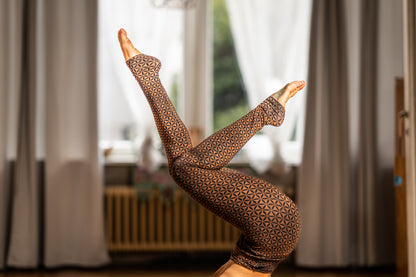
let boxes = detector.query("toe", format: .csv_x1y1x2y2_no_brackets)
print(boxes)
297,80,306,89
118,28,134,48
118,28,127,43
287,81,305,92
286,82,298,92
118,28,142,61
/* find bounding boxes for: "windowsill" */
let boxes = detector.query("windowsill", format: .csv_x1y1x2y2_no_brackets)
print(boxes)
103,152,251,166
102,139,299,199
101,137,303,166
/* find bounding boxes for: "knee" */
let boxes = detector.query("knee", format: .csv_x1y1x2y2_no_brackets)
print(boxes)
283,203,301,242
270,200,301,256
169,158,183,183
169,155,192,183
252,198,300,258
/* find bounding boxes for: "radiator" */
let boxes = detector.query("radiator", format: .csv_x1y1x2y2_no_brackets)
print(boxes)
105,186,240,252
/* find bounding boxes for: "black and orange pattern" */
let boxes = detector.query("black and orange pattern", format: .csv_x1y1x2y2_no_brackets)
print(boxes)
126,54,300,273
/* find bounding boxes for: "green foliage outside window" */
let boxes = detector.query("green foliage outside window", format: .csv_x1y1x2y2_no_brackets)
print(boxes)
212,0,249,132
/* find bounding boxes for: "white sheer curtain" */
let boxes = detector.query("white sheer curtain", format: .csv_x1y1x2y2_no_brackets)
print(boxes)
1,0,109,268
225,0,312,173
98,0,185,168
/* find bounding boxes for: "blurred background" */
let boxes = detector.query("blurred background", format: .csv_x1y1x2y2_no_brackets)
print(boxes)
0,0,414,276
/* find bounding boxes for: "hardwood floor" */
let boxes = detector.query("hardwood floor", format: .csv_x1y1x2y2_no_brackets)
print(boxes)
0,254,397,277
0,268,397,277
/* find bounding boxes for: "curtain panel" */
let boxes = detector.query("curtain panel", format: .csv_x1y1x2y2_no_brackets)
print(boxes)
98,0,186,168
0,0,109,268
225,0,312,172
296,0,402,266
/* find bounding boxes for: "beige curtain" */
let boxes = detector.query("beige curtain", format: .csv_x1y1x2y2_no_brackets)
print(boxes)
296,0,350,266
403,0,416,275
43,0,108,267
296,0,402,266
6,0,40,267
0,0,109,268
0,0,24,269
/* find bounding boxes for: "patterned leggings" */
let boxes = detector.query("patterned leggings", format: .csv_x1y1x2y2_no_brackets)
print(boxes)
126,54,300,273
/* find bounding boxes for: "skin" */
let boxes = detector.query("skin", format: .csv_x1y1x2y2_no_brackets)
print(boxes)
117,28,305,277
213,260,273,277
117,28,305,108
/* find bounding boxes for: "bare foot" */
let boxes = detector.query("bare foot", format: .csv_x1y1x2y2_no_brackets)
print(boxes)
214,260,272,277
272,80,306,107
118,28,142,61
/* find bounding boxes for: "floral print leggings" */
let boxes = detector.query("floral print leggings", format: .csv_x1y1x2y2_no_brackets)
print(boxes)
126,54,300,273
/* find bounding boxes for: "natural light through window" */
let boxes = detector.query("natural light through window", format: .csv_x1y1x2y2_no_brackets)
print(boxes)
98,0,184,163
212,0,249,133
98,0,311,169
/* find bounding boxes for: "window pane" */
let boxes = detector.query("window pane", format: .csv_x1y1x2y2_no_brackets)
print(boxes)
98,0,184,144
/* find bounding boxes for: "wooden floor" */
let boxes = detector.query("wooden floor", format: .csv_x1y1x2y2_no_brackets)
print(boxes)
0,253,397,277
0,268,397,277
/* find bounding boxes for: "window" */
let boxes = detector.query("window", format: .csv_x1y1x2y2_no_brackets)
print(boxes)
98,0,185,162
98,0,311,167
212,0,249,133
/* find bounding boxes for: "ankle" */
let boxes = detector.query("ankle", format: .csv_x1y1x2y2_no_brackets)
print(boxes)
271,88,289,107
276,94,289,107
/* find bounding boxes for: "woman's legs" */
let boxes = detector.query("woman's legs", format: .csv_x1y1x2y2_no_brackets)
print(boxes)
118,29,305,169
119,30,193,166
119,29,303,275
170,161,301,270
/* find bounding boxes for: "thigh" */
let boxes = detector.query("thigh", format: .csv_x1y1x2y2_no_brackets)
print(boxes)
172,161,300,250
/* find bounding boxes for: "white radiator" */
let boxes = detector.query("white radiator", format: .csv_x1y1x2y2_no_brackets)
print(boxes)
105,186,240,252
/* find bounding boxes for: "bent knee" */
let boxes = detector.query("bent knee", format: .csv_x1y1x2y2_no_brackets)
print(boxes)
271,202,301,256
169,153,195,183
252,200,300,257
169,157,185,182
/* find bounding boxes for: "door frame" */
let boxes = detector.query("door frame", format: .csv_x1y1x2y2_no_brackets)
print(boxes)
403,0,416,276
